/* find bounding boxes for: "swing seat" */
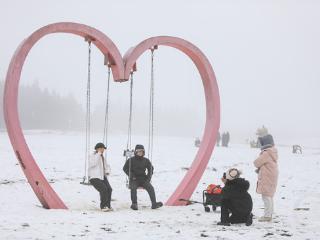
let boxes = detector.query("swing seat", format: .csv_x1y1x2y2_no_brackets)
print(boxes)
81,41,112,188
129,186,145,190
80,176,91,186
123,149,135,158
126,182,145,190
124,49,156,192
80,181,91,186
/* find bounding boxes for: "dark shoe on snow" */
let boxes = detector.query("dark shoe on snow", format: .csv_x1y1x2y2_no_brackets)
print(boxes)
130,203,138,210
246,213,253,226
151,202,163,209
217,222,231,226
101,206,113,212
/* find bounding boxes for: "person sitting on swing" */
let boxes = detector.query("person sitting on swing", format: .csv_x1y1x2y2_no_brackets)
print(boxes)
123,144,163,210
88,142,113,212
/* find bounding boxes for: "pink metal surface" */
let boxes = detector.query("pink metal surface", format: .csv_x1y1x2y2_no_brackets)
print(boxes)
4,22,220,209
124,37,220,205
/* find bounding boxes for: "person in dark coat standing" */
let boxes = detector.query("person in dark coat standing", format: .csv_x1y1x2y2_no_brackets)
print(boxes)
225,131,230,147
216,131,221,146
217,168,253,226
221,132,230,147
123,144,163,210
221,132,226,147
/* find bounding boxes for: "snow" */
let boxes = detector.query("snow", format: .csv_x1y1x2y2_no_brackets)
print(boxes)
0,131,320,239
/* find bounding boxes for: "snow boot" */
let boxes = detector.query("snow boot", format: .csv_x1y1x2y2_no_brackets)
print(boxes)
151,202,163,209
217,222,231,226
246,213,253,226
131,203,138,210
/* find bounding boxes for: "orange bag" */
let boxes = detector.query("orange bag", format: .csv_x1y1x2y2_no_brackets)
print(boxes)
206,184,222,194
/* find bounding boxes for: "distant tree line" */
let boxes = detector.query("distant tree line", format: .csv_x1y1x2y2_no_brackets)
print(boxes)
0,80,203,137
0,81,84,131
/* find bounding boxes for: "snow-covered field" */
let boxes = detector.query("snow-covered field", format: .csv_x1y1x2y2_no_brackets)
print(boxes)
0,131,319,239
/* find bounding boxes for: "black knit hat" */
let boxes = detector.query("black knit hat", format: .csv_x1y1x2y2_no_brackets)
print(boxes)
95,142,106,150
135,144,145,151
258,134,274,150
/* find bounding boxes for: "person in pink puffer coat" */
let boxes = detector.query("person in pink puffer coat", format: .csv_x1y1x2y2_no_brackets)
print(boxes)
254,134,279,222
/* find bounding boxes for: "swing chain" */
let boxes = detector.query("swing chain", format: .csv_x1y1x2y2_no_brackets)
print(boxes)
126,72,134,187
84,40,92,183
103,65,111,146
127,72,134,151
125,46,156,188
148,47,155,162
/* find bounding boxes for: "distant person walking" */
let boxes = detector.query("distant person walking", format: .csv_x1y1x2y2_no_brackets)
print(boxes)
216,131,221,146
195,137,201,147
225,131,230,147
221,132,230,147
221,132,226,147
254,134,279,222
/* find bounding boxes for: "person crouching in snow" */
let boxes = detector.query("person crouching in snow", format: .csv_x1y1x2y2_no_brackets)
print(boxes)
123,144,163,210
254,134,279,222
88,143,113,212
217,168,253,226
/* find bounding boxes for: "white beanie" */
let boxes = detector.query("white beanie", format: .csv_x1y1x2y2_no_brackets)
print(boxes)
226,168,241,181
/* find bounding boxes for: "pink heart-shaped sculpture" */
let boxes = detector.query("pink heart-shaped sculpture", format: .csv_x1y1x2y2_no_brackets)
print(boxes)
4,22,220,209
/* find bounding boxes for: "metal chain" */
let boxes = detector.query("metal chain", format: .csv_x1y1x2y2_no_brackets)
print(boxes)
126,72,134,187
103,66,111,146
84,40,92,183
102,65,111,163
127,72,134,151
148,48,155,163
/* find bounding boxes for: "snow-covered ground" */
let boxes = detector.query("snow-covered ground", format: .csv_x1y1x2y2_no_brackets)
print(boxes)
0,131,319,239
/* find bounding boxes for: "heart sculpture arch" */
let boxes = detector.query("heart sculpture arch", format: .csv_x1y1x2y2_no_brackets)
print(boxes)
3,22,220,209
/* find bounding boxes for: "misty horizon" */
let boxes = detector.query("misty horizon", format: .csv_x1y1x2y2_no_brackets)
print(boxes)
1,0,319,147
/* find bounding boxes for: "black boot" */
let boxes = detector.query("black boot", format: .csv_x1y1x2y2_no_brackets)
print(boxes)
151,202,163,209
217,222,231,226
246,213,253,226
131,203,138,210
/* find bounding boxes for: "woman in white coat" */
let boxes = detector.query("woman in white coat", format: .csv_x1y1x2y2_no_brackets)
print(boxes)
88,142,113,211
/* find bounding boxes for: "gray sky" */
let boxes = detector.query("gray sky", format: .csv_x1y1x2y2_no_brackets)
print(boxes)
1,0,319,144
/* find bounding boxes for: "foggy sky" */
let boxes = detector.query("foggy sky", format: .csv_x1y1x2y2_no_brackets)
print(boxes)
1,0,319,144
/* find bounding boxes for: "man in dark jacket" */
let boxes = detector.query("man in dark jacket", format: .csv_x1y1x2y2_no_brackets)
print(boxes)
123,144,163,210
217,168,253,226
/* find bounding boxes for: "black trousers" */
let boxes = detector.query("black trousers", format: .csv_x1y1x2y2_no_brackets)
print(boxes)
130,179,156,205
220,199,251,224
90,177,112,209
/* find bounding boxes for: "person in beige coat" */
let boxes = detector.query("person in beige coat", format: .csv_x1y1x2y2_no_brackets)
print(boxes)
254,134,279,222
